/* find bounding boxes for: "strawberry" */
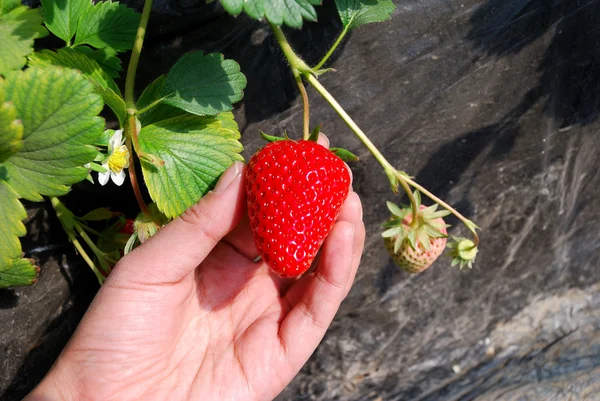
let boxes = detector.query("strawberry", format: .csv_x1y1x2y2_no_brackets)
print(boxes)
246,139,351,278
382,195,450,273
120,219,135,235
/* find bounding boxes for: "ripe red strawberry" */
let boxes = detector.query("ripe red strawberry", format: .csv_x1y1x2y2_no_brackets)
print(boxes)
383,201,450,273
246,139,351,278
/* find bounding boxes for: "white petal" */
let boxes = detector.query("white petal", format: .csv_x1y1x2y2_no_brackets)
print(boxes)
109,129,124,149
111,170,126,186
98,171,110,186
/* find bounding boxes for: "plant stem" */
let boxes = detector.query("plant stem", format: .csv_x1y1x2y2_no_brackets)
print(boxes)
50,198,105,284
126,137,150,215
295,75,310,140
72,238,106,283
303,72,419,218
125,113,150,215
124,0,153,110
270,24,311,73
314,25,349,70
77,223,103,237
303,74,391,170
273,26,479,247
74,223,117,266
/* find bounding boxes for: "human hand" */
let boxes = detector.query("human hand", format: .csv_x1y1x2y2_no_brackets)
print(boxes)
25,136,365,401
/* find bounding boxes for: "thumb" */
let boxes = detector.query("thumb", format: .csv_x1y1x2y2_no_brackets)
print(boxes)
110,161,246,286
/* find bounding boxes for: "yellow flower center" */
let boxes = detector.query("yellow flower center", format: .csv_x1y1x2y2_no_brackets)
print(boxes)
107,145,129,173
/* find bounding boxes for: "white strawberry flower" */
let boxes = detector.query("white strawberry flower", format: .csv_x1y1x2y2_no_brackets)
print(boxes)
98,130,130,186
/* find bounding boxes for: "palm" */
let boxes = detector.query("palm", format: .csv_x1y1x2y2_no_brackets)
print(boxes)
32,159,364,401
65,247,291,400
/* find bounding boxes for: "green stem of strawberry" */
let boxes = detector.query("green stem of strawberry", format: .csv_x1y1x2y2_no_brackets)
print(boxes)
303,73,419,218
51,197,106,284
295,75,311,140
270,25,311,140
76,223,103,237
124,0,153,110
125,114,150,216
271,25,479,248
270,24,312,73
72,237,106,284
73,223,117,269
314,25,350,71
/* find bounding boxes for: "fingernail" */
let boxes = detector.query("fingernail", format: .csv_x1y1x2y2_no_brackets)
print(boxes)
346,164,353,187
213,161,243,194
356,194,363,221
319,133,330,148
347,223,356,246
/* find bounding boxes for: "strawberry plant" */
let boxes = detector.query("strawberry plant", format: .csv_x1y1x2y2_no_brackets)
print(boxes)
0,0,480,288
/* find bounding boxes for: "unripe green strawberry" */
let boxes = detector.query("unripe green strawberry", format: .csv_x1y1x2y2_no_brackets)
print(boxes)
382,200,450,273
246,139,351,278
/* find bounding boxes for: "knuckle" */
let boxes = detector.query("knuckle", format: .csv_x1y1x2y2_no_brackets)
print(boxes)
180,201,222,243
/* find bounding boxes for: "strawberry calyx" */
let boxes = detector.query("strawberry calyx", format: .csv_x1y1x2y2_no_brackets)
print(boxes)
329,147,359,162
308,124,322,142
260,131,290,143
447,237,478,269
382,193,450,254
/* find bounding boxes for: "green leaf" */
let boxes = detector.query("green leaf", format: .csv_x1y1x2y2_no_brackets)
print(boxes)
0,89,23,163
137,113,244,218
41,0,91,43
0,256,38,288
81,207,119,221
0,0,20,15
73,1,140,52
136,75,186,125
335,0,395,30
75,46,122,78
221,0,321,28
160,51,247,117
0,6,48,76
97,86,126,126
0,180,38,287
28,48,125,125
1,67,104,201
29,48,120,94
95,129,115,147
